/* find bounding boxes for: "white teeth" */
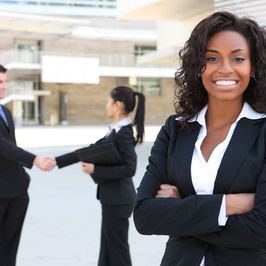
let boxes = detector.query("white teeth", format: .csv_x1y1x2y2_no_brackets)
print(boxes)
215,80,237,86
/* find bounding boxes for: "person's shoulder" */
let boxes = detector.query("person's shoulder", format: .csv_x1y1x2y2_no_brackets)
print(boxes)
116,124,134,138
164,114,178,125
163,114,186,129
115,125,135,146
161,115,181,136
119,124,133,132
162,114,200,135
251,116,266,126
259,116,266,128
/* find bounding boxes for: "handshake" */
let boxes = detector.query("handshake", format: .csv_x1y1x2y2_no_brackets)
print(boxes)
33,156,57,171
33,155,95,174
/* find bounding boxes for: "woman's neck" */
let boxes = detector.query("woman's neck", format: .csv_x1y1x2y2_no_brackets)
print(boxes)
206,100,243,128
111,114,128,124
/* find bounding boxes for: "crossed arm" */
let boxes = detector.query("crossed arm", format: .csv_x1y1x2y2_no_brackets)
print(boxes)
156,183,254,217
133,117,266,249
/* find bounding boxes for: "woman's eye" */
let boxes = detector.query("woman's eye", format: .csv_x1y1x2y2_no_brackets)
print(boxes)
234,57,245,62
206,56,219,62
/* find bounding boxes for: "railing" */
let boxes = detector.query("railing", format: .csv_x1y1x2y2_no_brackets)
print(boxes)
0,0,117,8
0,50,40,65
0,0,117,17
0,50,173,68
0,80,35,104
7,80,34,95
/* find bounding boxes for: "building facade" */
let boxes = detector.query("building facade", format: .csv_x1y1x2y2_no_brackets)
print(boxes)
1,0,265,126
118,0,266,59
0,0,176,126
117,0,266,107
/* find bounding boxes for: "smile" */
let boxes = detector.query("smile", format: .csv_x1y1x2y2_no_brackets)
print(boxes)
214,80,238,86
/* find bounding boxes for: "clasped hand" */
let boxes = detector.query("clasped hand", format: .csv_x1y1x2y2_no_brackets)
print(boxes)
156,184,180,198
33,157,96,173
33,156,56,171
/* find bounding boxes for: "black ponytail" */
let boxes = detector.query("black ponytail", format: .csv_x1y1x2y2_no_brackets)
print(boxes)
132,91,145,144
110,86,145,144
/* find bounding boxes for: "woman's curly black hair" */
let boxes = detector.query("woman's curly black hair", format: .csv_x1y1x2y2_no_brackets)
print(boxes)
175,11,266,122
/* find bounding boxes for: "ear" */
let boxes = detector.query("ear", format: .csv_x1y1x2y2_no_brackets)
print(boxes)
250,67,255,78
114,100,122,110
115,101,126,114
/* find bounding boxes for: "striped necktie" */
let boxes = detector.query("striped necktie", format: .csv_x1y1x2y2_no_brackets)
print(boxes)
0,105,8,126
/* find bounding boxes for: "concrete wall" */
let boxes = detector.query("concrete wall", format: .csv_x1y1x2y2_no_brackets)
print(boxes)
43,77,175,126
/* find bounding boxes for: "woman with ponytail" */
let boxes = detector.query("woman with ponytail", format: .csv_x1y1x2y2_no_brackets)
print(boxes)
55,86,145,266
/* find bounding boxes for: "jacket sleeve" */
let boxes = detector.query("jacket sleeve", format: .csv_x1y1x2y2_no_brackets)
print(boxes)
0,138,36,168
194,161,266,248
0,135,35,169
133,116,223,236
55,151,79,168
90,127,136,184
0,107,36,168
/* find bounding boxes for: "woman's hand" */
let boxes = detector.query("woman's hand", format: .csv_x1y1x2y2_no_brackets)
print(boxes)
156,184,180,198
226,193,255,216
81,162,95,174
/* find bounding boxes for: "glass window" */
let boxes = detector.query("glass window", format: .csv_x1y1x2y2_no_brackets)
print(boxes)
135,77,161,96
59,92,68,123
14,39,40,64
22,101,35,121
134,45,156,57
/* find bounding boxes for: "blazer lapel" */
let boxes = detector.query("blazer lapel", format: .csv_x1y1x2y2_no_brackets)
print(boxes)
5,108,13,130
0,106,13,134
174,122,201,196
0,116,9,134
214,118,262,194
105,129,116,141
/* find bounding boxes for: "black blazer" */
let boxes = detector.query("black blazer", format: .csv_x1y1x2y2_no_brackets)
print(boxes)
134,115,266,266
0,106,35,198
56,124,137,205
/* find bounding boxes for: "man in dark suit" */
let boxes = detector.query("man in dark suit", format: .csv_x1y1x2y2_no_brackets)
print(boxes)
0,65,56,266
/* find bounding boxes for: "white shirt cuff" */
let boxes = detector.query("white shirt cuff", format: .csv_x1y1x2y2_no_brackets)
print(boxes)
218,195,228,226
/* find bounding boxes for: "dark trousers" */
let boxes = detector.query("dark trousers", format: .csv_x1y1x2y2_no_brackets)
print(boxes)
0,193,29,266
98,203,133,266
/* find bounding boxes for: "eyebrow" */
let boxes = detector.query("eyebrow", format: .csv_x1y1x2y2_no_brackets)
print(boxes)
206,48,245,53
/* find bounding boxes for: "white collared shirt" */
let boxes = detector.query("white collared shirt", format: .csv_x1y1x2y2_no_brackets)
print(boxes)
107,117,132,135
188,103,265,266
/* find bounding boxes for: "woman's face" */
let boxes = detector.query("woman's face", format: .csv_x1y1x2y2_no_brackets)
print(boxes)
201,30,253,104
106,96,117,120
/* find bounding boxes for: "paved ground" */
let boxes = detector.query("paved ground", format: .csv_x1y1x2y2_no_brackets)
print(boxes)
15,128,168,266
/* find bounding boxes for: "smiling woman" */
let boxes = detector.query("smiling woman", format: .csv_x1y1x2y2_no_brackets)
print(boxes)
202,31,252,104
133,11,266,266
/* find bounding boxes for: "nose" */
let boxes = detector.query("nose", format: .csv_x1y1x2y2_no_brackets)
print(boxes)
219,59,233,74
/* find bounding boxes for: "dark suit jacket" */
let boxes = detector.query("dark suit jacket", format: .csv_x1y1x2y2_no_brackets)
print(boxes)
0,106,35,198
56,124,137,205
134,115,266,266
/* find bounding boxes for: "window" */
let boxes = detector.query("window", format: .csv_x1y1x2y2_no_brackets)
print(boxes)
59,92,68,124
135,77,161,96
22,101,35,121
14,39,40,64
134,45,156,57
